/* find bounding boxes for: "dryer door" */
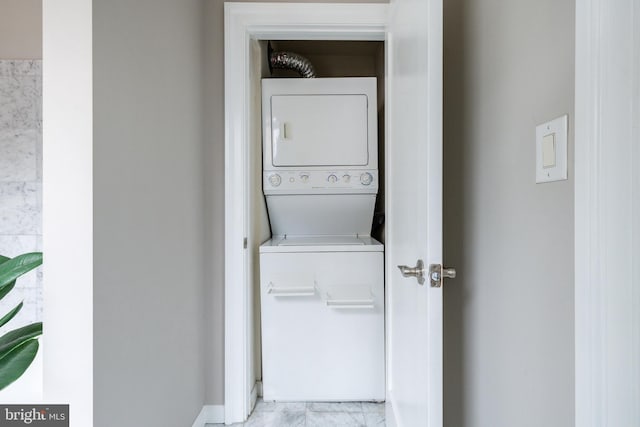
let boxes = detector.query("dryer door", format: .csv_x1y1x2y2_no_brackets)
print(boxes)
270,94,369,167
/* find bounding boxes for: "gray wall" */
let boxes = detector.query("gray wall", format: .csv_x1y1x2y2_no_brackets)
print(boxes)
93,0,205,425
203,0,225,406
443,0,575,426
0,0,41,59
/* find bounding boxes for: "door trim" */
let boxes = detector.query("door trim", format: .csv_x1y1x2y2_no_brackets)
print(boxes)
224,3,388,424
42,0,94,423
575,0,640,424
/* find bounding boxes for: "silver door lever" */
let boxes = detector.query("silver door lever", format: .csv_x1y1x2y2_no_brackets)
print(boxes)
398,259,426,285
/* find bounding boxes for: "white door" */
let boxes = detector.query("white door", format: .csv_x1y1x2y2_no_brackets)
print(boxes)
386,0,445,426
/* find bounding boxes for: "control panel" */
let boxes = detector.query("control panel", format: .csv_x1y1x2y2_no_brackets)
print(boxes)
264,170,378,194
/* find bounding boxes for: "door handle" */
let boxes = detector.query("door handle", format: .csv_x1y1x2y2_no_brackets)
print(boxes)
397,260,457,287
397,259,426,285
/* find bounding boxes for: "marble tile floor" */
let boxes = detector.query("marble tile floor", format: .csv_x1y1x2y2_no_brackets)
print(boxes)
210,400,387,427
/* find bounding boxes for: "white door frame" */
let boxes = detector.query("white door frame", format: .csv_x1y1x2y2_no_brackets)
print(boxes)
42,1,94,424
224,3,388,424
575,0,639,425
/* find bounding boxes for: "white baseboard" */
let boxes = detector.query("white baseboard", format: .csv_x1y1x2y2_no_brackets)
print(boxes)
191,405,224,427
250,381,259,412
385,391,399,427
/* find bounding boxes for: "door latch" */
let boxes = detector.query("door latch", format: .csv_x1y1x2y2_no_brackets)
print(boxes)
428,264,456,288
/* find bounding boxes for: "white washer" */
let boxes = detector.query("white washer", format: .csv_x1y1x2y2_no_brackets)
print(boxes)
260,78,384,401
260,238,384,401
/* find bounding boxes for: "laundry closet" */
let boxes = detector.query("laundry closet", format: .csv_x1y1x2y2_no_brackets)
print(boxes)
246,39,386,404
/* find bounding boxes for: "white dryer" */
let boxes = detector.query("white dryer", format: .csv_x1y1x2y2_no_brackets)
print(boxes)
262,77,379,237
259,78,384,401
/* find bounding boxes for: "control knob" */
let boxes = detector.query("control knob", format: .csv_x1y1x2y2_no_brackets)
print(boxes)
360,172,373,186
268,174,282,187
300,174,309,183
327,174,338,183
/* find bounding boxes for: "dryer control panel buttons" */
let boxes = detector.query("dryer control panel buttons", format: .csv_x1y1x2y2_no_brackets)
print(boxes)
268,174,282,187
360,172,373,186
264,170,378,194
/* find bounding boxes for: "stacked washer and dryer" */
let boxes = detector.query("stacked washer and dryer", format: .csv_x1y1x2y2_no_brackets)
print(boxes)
259,77,385,401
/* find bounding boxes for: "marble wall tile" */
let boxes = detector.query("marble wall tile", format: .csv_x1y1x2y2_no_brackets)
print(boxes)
0,74,40,131
0,182,40,235
34,75,42,131
0,60,42,325
0,235,39,257
35,182,42,233
0,60,41,78
36,131,42,181
0,129,37,181
34,283,43,320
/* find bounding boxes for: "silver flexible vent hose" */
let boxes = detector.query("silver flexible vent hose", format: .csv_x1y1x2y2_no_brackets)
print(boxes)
269,51,317,78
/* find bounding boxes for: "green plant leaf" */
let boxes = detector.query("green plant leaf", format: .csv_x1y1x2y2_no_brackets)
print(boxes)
0,280,16,302
0,302,23,329
0,338,39,391
0,255,9,265
0,323,42,360
0,253,42,293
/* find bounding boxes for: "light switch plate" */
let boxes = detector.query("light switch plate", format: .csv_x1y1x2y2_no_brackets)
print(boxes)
536,115,568,183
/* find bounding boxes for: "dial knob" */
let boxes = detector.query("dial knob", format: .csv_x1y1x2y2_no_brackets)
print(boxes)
268,174,282,187
327,174,338,183
360,172,373,186
343,174,351,183
300,174,309,183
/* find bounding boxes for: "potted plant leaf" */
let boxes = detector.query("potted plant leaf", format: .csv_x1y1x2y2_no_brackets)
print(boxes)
0,252,43,390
